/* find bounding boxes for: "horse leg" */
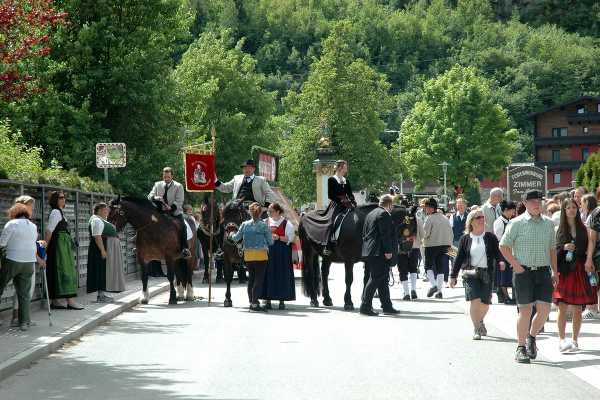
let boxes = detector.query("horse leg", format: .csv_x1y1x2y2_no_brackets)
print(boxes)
238,263,247,284
322,258,333,307
309,252,320,307
185,259,195,301
139,256,150,304
167,260,177,305
201,239,210,284
223,258,234,307
344,262,355,311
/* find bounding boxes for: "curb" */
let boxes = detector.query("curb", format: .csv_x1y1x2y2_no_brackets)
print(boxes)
0,282,170,382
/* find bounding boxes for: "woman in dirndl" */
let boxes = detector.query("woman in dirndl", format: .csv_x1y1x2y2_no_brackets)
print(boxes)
262,203,296,310
45,191,83,310
554,198,597,353
87,202,125,302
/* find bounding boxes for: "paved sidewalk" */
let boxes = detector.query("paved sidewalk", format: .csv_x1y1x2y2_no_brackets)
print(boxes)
0,276,170,381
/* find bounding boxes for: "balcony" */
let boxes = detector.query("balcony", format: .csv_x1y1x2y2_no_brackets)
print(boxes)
534,135,600,146
567,112,600,124
535,160,583,170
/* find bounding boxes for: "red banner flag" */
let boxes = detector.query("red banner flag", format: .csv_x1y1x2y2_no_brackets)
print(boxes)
184,153,216,192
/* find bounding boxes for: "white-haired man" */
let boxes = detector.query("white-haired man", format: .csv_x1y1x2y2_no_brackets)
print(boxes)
482,188,503,233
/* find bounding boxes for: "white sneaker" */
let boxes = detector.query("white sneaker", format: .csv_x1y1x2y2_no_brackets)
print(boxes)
570,341,579,352
559,339,573,353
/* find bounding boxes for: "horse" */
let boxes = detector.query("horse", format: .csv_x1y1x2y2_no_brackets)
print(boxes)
108,196,197,305
218,200,252,307
196,197,223,284
299,203,417,310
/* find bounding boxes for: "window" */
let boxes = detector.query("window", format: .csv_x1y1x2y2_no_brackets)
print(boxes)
554,173,561,184
583,148,590,161
552,150,561,161
552,127,568,137
577,105,585,114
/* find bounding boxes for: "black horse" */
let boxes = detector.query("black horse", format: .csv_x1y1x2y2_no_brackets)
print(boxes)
108,196,197,305
220,200,252,307
300,203,416,310
197,197,223,284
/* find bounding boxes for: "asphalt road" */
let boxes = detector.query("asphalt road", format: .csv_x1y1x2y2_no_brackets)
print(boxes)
1,266,599,400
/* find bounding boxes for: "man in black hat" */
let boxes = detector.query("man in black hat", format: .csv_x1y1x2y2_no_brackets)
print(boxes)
215,159,276,207
500,189,557,364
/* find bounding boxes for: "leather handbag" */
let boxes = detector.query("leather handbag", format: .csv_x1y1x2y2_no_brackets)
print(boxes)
244,248,268,262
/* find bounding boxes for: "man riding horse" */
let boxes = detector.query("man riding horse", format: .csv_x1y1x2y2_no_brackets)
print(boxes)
148,167,192,259
215,159,276,208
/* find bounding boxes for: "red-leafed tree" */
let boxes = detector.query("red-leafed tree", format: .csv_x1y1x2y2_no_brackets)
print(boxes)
0,0,67,101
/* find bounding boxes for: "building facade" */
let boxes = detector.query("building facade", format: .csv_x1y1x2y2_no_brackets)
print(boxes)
532,96,600,191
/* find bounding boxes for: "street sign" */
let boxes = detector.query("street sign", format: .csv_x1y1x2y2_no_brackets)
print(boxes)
96,143,126,168
508,165,545,201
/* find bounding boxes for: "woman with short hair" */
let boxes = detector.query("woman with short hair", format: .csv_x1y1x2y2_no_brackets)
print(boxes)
45,191,83,310
87,202,125,302
0,204,38,330
450,207,503,340
230,202,273,311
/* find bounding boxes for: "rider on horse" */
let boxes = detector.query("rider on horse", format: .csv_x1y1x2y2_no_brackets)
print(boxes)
215,159,276,208
324,160,357,255
148,166,191,259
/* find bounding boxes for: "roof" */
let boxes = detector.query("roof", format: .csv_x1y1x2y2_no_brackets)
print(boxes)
528,96,600,118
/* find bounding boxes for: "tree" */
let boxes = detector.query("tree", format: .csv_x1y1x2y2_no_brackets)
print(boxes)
576,152,600,193
0,0,66,101
174,30,275,181
399,65,517,191
279,21,395,204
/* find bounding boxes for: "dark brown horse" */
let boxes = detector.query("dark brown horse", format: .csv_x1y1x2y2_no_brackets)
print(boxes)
108,196,197,304
300,204,416,309
220,200,252,307
197,197,223,284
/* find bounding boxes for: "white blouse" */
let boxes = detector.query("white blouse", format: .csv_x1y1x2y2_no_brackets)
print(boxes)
469,232,488,269
0,218,38,262
89,215,105,236
268,217,295,244
47,209,66,234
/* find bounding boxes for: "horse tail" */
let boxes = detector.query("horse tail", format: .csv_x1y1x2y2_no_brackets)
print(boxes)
299,221,320,299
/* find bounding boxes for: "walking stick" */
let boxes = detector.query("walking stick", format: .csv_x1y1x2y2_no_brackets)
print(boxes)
41,267,53,327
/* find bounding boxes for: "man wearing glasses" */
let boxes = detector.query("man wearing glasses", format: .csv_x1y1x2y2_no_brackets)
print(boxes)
500,189,558,364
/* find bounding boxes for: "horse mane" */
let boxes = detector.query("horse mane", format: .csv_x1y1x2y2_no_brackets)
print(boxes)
120,196,156,210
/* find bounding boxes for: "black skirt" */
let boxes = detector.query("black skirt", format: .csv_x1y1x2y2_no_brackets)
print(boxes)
260,241,296,301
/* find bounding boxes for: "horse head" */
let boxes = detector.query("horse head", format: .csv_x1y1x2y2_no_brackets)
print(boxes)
108,195,128,232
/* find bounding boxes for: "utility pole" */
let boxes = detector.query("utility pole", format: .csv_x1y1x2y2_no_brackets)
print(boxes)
439,162,449,206
384,129,403,194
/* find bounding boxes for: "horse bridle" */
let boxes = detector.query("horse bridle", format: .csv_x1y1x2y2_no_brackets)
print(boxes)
111,204,156,234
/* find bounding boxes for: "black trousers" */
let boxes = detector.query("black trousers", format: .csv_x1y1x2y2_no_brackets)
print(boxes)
397,248,420,281
246,261,267,304
362,256,393,310
424,245,448,275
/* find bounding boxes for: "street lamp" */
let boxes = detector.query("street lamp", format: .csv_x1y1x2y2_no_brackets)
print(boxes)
439,162,449,207
384,129,403,194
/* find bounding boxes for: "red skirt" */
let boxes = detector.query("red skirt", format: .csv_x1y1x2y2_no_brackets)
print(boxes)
553,260,598,305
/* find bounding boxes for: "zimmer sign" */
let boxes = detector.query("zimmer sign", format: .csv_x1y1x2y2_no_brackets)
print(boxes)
509,165,545,201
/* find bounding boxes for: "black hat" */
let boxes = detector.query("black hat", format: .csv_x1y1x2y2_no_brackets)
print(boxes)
240,159,256,168
522,189,544,201
424,197,438,209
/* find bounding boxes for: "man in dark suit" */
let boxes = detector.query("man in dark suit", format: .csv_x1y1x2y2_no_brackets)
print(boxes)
360,194,400,316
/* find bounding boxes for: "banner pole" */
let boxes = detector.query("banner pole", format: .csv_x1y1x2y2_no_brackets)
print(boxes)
207,126,217,305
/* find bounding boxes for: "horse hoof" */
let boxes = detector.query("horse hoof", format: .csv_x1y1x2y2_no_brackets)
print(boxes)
140,299,149,305
344,304,354,311
169,299,178,305
310,300,319,307
323,298,333,307
224,299,233,307
202,278,208,284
